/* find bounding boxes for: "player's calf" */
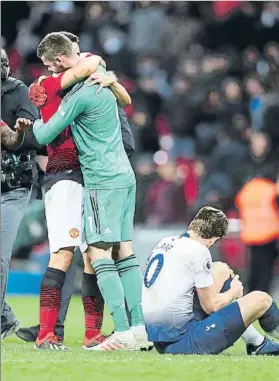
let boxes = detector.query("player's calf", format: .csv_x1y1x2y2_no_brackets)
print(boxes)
259,300,279,340
36,249,74,343
81,254,105,348
88,243,134,350
115,242,151,350
237,291,272,327
237,291,279,340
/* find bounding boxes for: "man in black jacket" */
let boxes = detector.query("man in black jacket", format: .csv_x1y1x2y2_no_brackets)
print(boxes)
1,49,40,339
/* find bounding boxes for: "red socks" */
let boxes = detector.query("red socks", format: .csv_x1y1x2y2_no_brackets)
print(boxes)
37,268,66,340
82,273,104,339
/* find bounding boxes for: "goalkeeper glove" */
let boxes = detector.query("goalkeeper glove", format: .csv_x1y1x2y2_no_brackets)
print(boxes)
28,76,47,108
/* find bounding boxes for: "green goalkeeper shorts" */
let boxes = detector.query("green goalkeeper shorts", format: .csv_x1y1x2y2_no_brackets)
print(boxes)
84,184,136,244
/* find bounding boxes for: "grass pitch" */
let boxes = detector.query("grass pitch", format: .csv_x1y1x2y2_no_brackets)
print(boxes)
2,297,279,381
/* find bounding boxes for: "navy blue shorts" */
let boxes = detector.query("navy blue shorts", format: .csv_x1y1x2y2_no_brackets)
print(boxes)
155,302,246,355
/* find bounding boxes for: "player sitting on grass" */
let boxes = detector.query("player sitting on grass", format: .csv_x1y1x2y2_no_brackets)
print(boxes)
143,206,279,355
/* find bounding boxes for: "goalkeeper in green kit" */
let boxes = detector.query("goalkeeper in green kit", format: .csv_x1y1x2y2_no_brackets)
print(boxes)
33,63,149,352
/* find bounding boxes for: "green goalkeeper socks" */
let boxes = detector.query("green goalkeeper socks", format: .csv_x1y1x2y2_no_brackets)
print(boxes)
92,258,129,332
115,254,145,327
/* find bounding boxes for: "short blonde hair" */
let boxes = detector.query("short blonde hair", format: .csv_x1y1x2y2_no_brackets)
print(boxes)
37,32,72,61
189,206,228,239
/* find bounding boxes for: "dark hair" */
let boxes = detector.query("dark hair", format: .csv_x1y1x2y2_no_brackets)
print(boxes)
37,32,72,61
189,206,228,239
1,49,10,80
59,31,79,44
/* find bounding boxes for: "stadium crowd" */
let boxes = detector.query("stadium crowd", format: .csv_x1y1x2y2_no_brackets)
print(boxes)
2,0,279,228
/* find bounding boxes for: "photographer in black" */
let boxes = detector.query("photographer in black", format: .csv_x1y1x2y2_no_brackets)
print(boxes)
1,48,40,339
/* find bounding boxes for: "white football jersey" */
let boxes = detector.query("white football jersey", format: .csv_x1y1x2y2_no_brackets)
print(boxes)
142,234,214,342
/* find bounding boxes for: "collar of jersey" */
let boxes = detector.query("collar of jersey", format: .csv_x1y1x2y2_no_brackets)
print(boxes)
181,232,190,238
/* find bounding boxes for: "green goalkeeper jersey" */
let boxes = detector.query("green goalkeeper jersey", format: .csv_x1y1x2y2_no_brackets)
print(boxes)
33,82,135,189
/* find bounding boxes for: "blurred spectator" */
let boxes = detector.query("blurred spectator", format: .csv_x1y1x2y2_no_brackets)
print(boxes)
235,173,279,293
41,2,81,36
158,3,203,59
244,75,266,131
210,132,248,182
134,155,158,224
131,107,159,154
264,42,279,89
233,132,279,291
128,2,166,55
146,158,187,226
136,55,173,100
194,158,233,212
99,26,136,79
232,132,278,191
242,47,261,75
195,89,223,155
261,91,279,153
133,73,163,118
81,1,114,52
165,75,197,159
14,19,40,57
222,79,246,123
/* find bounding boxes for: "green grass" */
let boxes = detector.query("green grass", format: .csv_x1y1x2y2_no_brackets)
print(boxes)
2,297,279,381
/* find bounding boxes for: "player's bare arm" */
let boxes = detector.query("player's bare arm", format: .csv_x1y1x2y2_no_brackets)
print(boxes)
28,56,104,109
60,55,103,89
35,55,103,90
85,71,132,107
1,118,32,149
197,275,243,315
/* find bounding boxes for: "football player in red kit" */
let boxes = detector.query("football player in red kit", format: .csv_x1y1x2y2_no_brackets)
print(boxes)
25,32,132,350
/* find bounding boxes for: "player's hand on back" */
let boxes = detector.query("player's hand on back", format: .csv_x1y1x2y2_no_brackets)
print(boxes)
28,78,48,108
100,58,107,69
15,118,32,132
229,275,244,299
85,72,117,94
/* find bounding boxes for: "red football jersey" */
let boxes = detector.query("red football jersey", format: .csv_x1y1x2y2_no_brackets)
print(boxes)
40,73,80,174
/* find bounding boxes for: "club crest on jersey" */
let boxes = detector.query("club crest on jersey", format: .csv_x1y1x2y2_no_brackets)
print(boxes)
69,228,80,238
203,259,212,273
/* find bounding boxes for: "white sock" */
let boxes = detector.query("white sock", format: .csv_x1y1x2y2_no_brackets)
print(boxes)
114,330,133,338
130,325,146,335
269,328,279,340
241,325,265,346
